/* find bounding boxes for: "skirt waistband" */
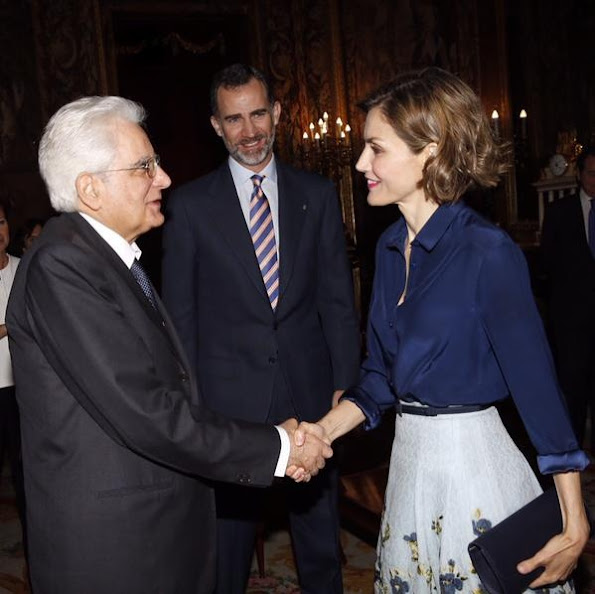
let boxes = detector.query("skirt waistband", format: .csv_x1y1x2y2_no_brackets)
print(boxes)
396,402,491,416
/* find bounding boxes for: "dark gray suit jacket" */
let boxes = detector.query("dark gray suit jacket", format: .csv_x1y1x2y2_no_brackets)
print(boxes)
541,194,595,330
7,213,280,594
162,161,360,423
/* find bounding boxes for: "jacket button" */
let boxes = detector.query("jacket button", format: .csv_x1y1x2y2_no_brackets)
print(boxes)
268,356,277,364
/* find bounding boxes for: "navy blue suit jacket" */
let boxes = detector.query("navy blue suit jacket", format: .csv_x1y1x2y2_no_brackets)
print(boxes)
162,161,360,423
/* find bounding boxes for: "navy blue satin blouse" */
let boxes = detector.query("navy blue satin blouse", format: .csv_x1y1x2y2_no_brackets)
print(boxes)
343,201,589,474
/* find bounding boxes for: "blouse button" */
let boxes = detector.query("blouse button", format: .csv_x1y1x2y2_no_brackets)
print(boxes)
389,322,394,328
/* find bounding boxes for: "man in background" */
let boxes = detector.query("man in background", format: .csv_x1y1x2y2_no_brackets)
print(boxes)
162,64,360,593
541,146,595,451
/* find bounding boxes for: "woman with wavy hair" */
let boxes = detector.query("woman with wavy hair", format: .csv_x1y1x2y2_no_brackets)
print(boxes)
306,68,589,592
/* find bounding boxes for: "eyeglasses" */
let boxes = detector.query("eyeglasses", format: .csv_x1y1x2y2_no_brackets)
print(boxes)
94,155,161,179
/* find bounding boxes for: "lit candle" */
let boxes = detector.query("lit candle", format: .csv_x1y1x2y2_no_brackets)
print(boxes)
314,132,321,140
302,132,309,141
336,116,343,137
344,123,351,145
491,110,500,137
323,111,329,122
309,122,315,144
519,109,527,140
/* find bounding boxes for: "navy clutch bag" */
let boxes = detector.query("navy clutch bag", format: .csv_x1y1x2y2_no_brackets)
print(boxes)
468,489,562,594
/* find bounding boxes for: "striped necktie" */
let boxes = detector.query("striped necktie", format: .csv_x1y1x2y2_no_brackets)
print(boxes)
130,259,157,308
250,175,279,310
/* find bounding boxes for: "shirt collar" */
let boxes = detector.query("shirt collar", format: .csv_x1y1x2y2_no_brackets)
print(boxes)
228,154,278,186
580,187,594,204
79,212,141,269
385,201,464,253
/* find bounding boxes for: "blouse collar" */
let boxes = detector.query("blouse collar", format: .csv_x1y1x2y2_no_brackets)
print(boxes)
385,201,464,254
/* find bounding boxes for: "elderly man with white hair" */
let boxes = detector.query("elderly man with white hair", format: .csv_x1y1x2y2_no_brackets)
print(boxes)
6,96,331,594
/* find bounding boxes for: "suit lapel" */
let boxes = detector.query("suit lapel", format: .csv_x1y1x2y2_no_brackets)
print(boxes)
68,214,182,356
203,164,271,306
277,163,307,302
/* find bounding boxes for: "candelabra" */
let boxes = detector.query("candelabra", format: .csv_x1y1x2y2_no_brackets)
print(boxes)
300,111,352,177
299,111,356,243
299,111,360,311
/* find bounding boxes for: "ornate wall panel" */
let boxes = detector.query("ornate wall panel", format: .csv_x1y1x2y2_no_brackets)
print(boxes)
0,0,41,170
0,0,48,219
509,0,595,162
31,0,107,123
252,0,341,161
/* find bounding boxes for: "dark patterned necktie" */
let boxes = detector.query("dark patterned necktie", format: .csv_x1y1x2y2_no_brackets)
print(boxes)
130,259,156,308
589,198,595,258
250,175,279,310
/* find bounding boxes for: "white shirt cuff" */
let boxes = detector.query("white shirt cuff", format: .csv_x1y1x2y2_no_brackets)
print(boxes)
273,425,290,477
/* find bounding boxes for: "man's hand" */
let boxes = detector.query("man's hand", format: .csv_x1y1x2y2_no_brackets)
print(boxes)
281,419,332,483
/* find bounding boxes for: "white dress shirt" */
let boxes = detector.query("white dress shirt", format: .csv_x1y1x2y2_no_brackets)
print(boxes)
0,254,19,388
580,188,594,242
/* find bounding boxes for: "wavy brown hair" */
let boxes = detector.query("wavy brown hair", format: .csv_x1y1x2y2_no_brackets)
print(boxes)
359,67,511,204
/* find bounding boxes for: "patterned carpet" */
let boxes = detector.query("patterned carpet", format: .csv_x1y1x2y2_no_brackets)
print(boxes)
1,460,595,593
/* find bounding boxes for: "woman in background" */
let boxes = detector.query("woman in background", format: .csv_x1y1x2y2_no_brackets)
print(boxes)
307,68,589,592
0,200,26,554
10,217,45,257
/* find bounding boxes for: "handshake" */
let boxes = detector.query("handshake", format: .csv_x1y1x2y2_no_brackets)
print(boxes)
280,419,332,483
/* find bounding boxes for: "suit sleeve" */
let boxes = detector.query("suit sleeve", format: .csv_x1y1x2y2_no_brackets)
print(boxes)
161,191,199,376
24,244,280,486
315,182,361,389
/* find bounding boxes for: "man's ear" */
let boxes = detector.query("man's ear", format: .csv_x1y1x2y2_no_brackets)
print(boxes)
75,173,101,212
210,115,223,137
272,101,281,126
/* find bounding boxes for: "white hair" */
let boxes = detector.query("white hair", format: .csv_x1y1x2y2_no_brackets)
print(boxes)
38,96,146,212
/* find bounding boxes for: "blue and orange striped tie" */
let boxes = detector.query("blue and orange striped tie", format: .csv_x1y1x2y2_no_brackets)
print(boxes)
250,174,279,310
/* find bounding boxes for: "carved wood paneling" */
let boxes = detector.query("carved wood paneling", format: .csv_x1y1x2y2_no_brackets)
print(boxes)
0,0,49,220
31,0,107,123
0,0,41,170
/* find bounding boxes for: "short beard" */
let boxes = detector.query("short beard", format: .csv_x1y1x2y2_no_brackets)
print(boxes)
226,131,276,168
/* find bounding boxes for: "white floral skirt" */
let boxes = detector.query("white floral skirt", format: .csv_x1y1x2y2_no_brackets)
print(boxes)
375,406,574,594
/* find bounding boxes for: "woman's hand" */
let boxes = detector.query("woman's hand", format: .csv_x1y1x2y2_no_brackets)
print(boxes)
517,471,590,588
